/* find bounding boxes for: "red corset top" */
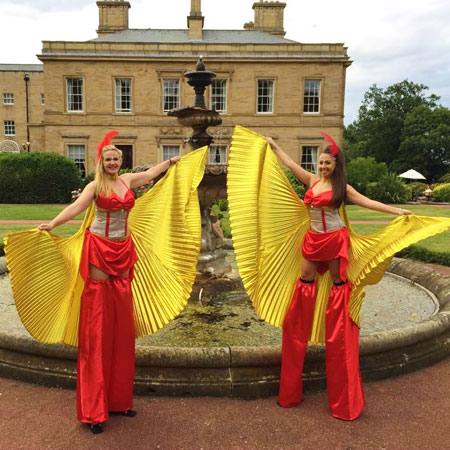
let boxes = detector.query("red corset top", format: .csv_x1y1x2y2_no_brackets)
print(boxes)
96,182,135,211
96,189,135,211
303,184,333,208
303,181,344,233
90,179,135,239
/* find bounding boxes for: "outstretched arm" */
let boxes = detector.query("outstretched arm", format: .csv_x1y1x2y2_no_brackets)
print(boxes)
265,137,319,187
123,157,181,189
346,185,412,215
38,182,97,231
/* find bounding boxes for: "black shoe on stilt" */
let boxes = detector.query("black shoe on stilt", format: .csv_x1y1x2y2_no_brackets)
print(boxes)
110,409,137,417
86,423,103,434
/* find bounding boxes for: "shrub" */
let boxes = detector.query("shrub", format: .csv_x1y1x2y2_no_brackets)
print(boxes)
211,204,222,218
347,157,388,195
283,168,306,199
438,173,450,183
397,246,450,267
211,200,231,236
432,183,450,202
217,199,228,211
220,217,232,238
366,172,411,204
0,152,81,203
80,171,95,190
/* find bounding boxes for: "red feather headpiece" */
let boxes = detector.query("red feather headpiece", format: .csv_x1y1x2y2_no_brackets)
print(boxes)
96,130,119,161
319,131,340,158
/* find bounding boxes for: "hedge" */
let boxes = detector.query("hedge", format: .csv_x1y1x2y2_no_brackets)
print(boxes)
432,183,450,202
0,152,81,203
396,245,450,267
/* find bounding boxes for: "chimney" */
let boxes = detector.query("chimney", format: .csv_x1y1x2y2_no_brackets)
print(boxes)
97,0,131,37
187,0,204,40
250,1,286,36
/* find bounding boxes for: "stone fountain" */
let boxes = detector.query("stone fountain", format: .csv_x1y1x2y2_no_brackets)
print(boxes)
168,58,240,299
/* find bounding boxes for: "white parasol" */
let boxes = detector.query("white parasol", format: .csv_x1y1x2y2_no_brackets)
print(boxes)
398,169,426,180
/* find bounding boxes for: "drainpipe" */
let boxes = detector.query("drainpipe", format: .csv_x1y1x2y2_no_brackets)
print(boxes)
24,73,30,152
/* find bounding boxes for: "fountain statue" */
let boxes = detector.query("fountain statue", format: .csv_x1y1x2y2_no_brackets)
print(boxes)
168,58,240,298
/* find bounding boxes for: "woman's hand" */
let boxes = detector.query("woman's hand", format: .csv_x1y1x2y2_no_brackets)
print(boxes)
397,208,413,215
169,156,181,165
265,136,277,151
38,223,54,231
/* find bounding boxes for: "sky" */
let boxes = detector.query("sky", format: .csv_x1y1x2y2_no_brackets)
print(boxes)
1,0,449,124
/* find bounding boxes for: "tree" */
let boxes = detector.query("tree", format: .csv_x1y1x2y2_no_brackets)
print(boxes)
347,157,388,195
393,105,450,181
345,80,439,166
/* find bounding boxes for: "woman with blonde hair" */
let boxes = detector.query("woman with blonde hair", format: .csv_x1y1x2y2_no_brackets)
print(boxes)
6,130,207,434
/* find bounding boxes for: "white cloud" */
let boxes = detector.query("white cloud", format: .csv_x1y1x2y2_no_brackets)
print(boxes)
1,0,449,124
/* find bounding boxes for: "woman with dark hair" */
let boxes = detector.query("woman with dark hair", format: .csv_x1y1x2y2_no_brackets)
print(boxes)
265,133,412,420
228,126,450,421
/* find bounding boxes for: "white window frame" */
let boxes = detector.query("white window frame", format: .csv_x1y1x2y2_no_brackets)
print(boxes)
162,145,180,161
301,145,319,174
210,79,227,114
115,78,132,113
3,93,14,105
4,120,15,136
163,79,180,113
257,79,275,114
303,79,321,114
66,77,84,113
209,145,228,165
67,144,87,178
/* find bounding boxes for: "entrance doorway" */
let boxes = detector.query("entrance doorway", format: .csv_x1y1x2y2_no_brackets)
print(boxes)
116,145,133,169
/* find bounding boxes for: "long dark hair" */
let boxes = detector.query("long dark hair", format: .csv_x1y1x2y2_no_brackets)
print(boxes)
322,146,347,208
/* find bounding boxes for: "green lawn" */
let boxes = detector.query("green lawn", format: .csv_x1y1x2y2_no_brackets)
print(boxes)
0,204,84,242
350,224,449,253
0,204,84,220
1,203,449,255
346,204,450,220
0,223,81,242
346,205,450,253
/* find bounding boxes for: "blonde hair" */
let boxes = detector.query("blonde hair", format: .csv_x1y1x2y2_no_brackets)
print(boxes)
94,145,123,197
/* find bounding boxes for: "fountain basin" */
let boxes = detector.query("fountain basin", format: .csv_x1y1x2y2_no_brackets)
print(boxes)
0,258,449,397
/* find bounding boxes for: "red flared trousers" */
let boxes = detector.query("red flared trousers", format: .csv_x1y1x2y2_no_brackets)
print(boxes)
278,280,365,420
76,275,135,424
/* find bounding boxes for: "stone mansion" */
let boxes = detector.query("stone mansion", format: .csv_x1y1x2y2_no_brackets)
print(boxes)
0,0,351,177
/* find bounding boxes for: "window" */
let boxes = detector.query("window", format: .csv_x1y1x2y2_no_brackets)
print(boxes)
41,92,45,106
3,93,14,105
115,78,132,113
303,80,321,113
66,78,84,112
257,79,274,114
210,80,227,113
301,146,319,173
162,145,180,161
163,79,180,112
4,121,15,136
209,145,227,165
67,144,86,177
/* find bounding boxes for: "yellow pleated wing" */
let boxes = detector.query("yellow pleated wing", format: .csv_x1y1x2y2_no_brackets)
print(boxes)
227,125,310,327
228,125,450,344
4,146,208,346
4,205,95,346
345,213,450,330
128,146,207,337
